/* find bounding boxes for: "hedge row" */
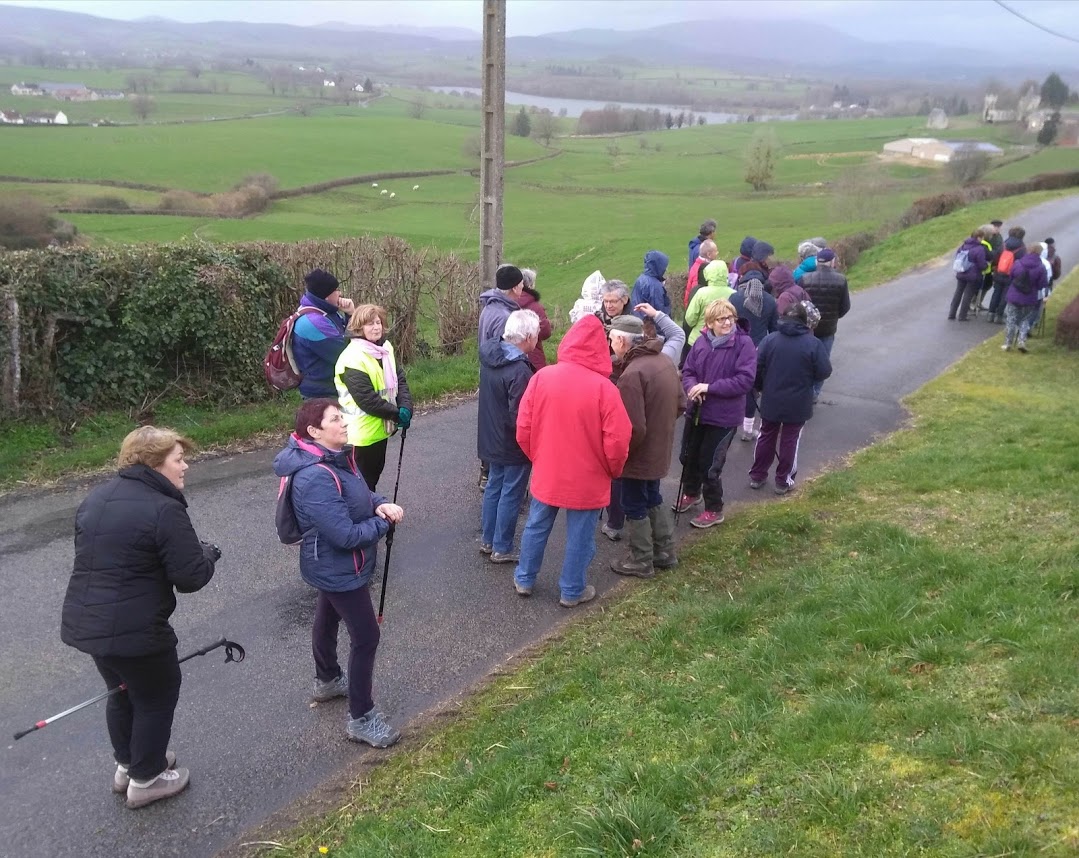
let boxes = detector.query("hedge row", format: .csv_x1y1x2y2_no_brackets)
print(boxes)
0,237,478,418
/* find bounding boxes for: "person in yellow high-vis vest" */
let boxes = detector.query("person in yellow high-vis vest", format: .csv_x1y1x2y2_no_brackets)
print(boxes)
334,304,413,491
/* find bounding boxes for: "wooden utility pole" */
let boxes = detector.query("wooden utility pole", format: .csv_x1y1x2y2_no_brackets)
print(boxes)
479,0,506,290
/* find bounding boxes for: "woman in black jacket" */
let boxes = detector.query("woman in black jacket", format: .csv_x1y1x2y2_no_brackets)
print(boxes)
61,426,218,809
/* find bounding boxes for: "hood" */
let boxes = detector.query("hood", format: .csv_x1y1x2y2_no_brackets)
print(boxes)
642,250,669,280
300,292,340,314
273,433,335,478
1014,252,1044,274
778,318,811,337
739,236,758,257
479,337,529,369
769,265,795,294
557,314,613,377
702,259,730,287
689,236,702,254
752,240,775,263
960,236,982,251
478,288,520,312
519,285,542,304
622,336,664,366
1003,235,1024,253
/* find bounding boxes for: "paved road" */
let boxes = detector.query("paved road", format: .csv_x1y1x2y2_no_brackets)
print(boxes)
1,195,1076,857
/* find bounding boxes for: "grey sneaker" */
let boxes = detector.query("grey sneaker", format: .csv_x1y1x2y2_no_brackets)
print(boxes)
479,542,493,555
514,581,532,597
559,584,597,608
347,708,401,748
749,479,765,489
126,766,190,809
489,551,519,564
1017,340,1028,353
312,671,348,702
113,750,177,794
601,524,622,542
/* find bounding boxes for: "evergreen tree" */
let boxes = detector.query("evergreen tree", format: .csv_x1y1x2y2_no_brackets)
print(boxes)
512,106,531,138
1041,73,1070,109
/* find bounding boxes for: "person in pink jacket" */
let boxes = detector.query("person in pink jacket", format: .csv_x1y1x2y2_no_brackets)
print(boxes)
513,315,632,607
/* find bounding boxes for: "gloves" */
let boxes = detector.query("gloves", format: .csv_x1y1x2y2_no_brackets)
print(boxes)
398,407,412,429
201,541,222,563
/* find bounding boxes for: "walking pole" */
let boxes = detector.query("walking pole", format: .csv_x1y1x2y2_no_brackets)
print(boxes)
673,405,699,527
377,427,406,625
13,637,245,741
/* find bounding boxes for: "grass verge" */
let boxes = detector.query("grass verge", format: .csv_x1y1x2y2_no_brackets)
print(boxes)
260,273,1079,857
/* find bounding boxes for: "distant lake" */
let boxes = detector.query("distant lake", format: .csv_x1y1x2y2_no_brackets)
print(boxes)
427,86,797,125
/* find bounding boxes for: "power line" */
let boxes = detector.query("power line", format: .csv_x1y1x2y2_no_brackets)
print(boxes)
992,0,1079,45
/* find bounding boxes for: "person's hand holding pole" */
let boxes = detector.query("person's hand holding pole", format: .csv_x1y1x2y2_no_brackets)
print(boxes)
375,503,404,524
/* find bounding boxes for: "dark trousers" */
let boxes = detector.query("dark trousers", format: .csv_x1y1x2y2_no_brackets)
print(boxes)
749,419,804,488
606,478,625,529
681,422,737,512
744,391,757,420
355,438,389,492
313,586,380,719
621,478,662,520
948,278,979,321
988,279,1008,315
92,649,181,780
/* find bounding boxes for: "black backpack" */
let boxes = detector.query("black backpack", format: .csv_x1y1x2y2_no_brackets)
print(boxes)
275,463,341,545
1011,267,1033,296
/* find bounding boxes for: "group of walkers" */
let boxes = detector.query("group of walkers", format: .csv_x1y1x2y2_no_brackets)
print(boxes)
59,230,851,809
948,219,1063,353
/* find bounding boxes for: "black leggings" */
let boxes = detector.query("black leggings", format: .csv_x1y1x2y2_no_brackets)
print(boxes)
680,422,737,512
354,438,389,492
312,586,380,719
93,649,181,780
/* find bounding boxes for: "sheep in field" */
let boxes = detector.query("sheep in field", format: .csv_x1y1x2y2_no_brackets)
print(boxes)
380,189,388,195
389,192,396,198
413,185,420,190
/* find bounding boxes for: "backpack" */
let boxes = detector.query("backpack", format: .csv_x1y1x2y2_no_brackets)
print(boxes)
275,463,341,544
996,249,1015,275
264,306,327,391
952,249,972,274
1010,267,1033,296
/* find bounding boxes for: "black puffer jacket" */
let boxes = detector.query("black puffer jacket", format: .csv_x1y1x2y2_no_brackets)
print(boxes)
801,266,851,339
477,338,535,466
61,465,216,658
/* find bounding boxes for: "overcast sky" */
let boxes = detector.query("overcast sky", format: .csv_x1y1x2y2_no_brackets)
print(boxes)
4,0,1079,54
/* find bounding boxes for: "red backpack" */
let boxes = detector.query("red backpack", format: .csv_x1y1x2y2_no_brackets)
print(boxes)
264,306,326,391
996,249,1015,276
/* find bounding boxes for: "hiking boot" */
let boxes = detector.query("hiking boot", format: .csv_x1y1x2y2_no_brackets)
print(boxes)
514,581,532,597
489,551,518,564
479,542,493,555
1017,340,1028,353
610,518,655,578
775,484,792,496
559,584,597,608
672,494,701,513
1001,343,1011,351
648,505,677,569
113,750,176,794
312,671,348,702
690,510,724,529
749,478,765,489
601,523,623,542
347,708,401,748
126,767,190,809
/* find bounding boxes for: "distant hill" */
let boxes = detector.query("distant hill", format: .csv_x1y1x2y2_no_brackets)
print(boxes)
0,3,1074,79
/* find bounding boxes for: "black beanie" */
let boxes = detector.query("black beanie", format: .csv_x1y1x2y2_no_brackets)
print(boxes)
304,269,339,300
752,240,775,263
496,265,523,291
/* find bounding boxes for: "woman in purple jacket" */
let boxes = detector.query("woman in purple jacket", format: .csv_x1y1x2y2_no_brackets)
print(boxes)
948,229,989,322
675,299,757,528
1002,243,1049,353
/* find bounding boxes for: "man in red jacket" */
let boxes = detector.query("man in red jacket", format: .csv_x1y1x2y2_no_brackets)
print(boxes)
513,315,632,607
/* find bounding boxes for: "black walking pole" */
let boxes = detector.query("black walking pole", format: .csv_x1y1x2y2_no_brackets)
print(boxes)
13,637,245,741
377,427,407,625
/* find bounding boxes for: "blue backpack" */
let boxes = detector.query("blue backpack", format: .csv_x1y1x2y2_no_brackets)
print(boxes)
952,249,973,274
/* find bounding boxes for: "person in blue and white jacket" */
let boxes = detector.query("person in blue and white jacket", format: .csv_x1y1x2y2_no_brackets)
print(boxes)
292,269,355,400
273,398,405,748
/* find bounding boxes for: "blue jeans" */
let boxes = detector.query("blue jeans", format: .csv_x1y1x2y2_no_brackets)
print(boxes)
813,334,835,398
620,478,662,520
514,499,601,601
480,462,530,553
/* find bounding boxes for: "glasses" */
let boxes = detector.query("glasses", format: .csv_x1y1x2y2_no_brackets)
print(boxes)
714,316,735,324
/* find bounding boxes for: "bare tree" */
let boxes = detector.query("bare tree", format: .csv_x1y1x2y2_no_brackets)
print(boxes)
531,110,558,146
407,98,427,120
744,129,779,191
947,145,991,185
130,94,156,122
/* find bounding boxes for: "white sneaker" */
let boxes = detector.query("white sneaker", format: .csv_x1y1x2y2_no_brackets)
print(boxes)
126,767,190,809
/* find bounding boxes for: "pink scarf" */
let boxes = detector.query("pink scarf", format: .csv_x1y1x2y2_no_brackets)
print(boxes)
354,338,398,401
